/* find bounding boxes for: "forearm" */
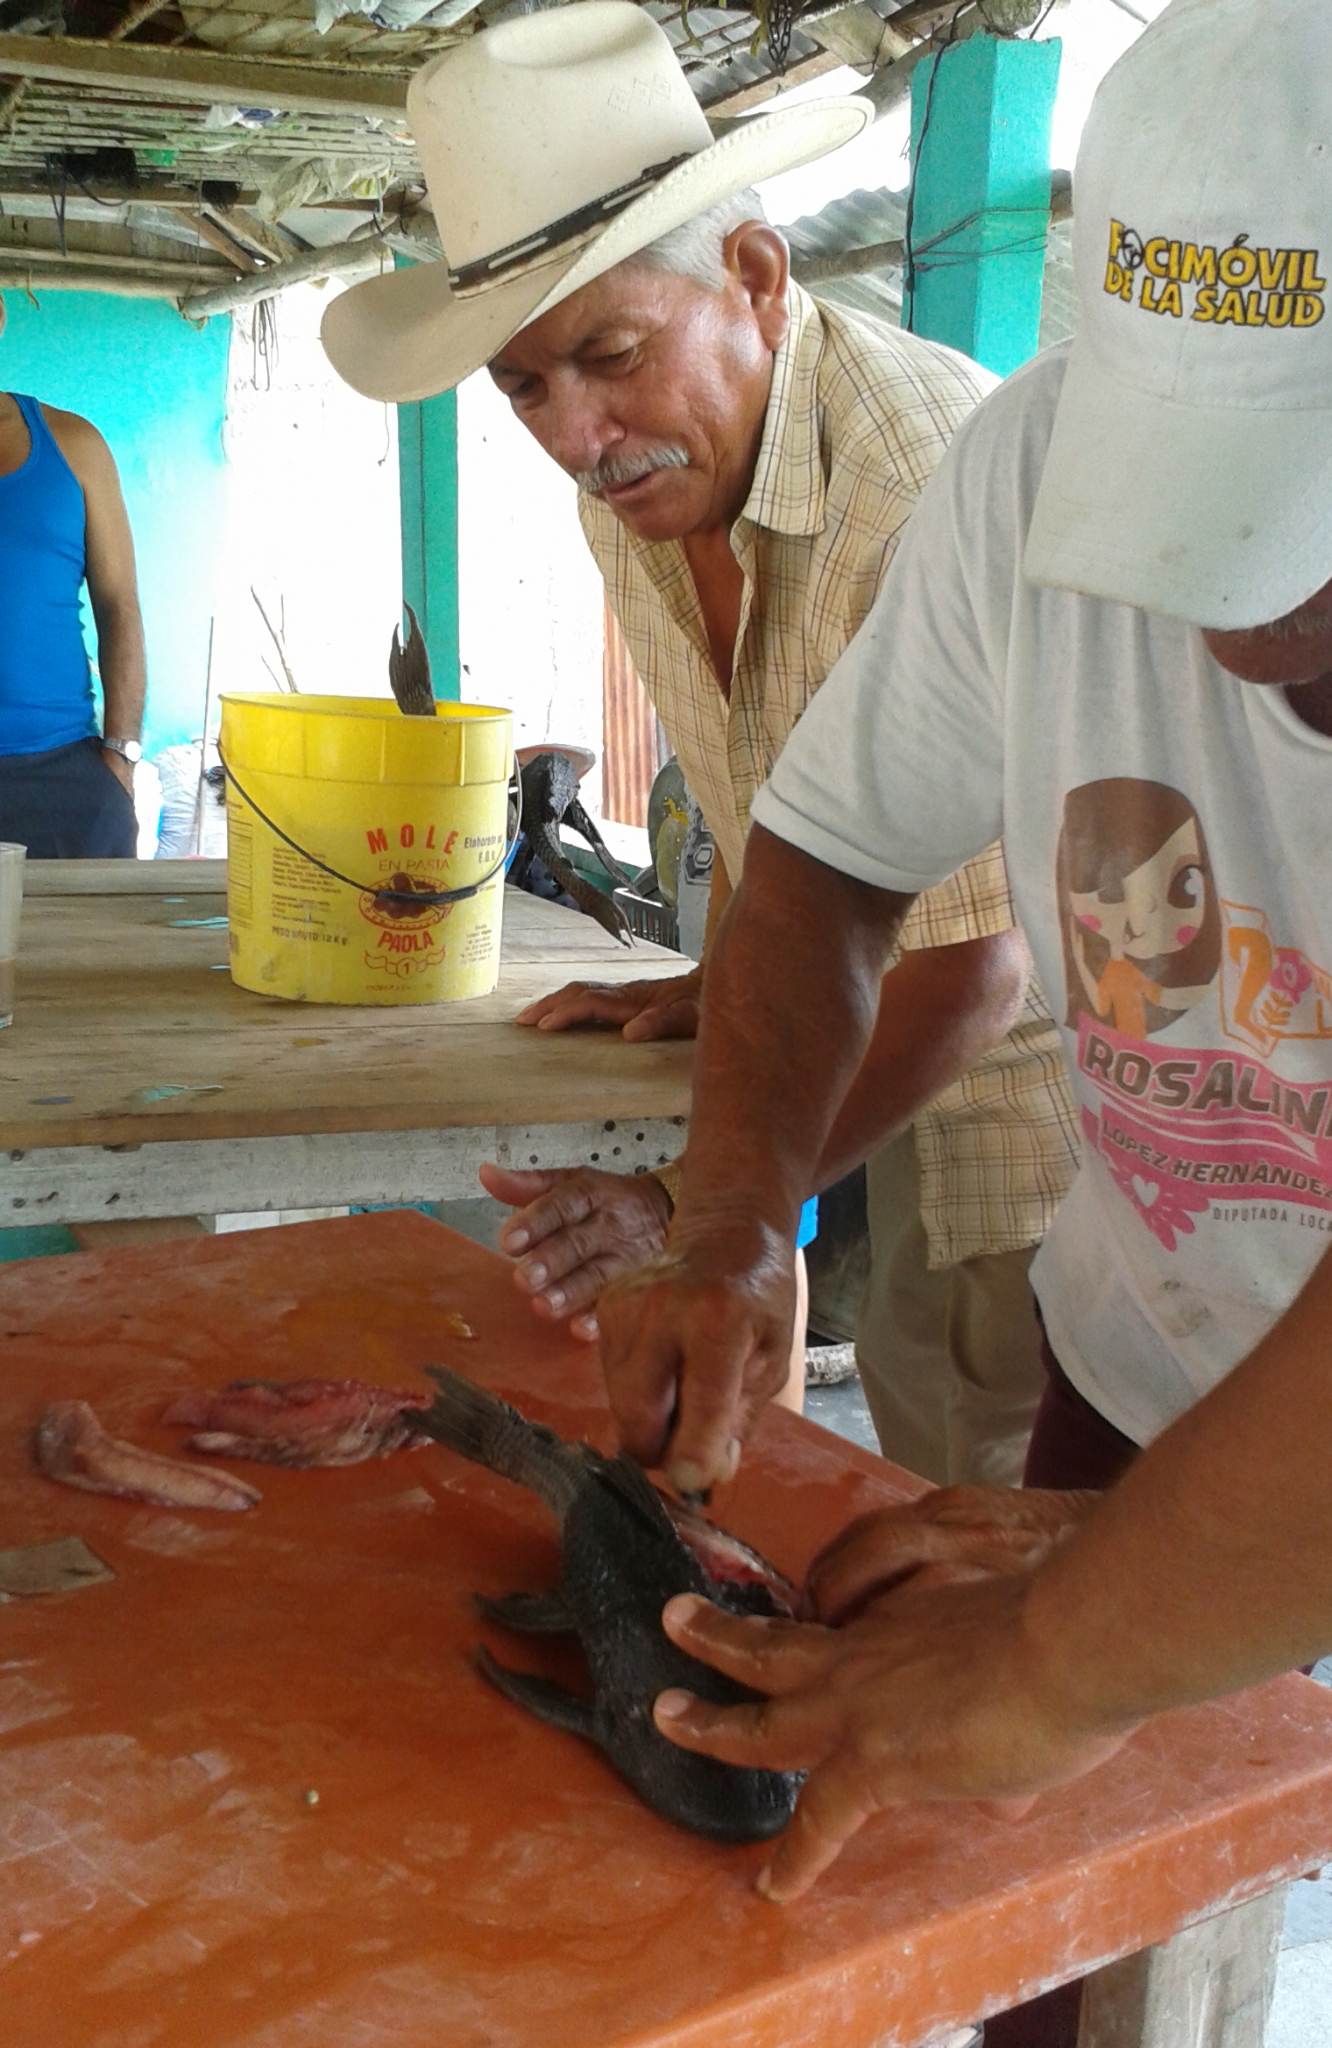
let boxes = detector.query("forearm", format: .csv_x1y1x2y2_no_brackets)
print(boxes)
813,927,1031,1191
674,827,910,1241
1022,1246,1332,1736
93,599,147,740
699,849,732,964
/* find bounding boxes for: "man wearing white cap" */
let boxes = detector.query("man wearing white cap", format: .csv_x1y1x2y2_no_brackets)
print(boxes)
587,0,1332,2035
325,3,1079,1491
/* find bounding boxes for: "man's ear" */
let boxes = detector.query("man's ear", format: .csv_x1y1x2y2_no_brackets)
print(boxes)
726,223,790,351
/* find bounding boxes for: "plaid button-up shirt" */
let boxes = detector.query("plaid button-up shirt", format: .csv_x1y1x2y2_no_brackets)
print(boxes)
581,285,1078,1266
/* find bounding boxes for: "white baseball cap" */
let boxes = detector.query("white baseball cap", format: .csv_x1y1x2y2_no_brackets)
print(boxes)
1024,0,1332,630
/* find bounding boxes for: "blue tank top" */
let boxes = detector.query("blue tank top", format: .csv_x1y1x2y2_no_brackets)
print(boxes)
0,393,95,756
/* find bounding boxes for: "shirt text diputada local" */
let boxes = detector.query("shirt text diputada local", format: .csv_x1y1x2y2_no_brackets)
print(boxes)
1103,222,1326,328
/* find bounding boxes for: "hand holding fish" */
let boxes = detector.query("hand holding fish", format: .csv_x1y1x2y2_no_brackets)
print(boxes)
653,1573,1130,1901
514,968,704,1039
478,1162,674,1339
596,1210,797,1493
803,1486,1101,1624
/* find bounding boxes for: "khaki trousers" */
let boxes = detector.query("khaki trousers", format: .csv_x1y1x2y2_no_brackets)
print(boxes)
854,1130,1046,1488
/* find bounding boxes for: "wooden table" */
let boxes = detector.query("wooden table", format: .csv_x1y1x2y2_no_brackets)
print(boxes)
2,1212,1331,2048
0,860,691,1224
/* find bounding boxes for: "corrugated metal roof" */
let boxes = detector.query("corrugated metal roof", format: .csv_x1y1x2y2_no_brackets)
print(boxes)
647,1,828,105
785,181,1078,345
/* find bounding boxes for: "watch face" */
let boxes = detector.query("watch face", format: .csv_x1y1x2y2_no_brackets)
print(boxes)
106,740,142,763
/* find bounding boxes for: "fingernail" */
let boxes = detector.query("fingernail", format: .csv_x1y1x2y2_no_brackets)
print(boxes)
670,1459,708,1497
525,1263,547,1288
506,1227,530,1252
655,1689,692,1719
662,1593,704,1630
720,1438,742,1483
756,1866,777,1900
546,1287,565,1311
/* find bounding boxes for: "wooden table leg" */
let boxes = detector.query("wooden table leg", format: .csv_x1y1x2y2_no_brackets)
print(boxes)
1077,1885,1287,2047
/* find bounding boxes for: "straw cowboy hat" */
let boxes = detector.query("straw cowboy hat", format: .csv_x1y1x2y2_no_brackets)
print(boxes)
322,1,871,404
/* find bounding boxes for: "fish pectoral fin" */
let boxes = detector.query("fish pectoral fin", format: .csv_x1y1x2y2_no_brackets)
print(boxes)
474,1647,597,1740
474,1589,576,1634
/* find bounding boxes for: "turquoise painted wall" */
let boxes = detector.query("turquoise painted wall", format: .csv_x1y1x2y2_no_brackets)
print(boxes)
0,288,231,756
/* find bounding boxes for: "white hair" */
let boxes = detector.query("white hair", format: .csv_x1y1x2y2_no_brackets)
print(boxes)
628,188,778,292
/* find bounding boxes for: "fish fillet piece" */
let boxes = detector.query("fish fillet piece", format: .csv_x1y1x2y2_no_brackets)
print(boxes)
34,1401,261,1511
162,1378,434,1468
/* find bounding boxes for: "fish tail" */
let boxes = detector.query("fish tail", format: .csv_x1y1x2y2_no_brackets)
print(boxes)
417,1367,582,1515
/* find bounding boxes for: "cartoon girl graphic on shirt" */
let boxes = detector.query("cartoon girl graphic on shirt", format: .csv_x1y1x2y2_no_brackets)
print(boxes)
1056,780,1221,1038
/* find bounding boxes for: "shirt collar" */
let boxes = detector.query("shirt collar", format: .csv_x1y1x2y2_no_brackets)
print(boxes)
738,281,828,541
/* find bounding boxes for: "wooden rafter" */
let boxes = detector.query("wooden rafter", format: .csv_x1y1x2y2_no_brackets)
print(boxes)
192,209,260,270
0,76,27,129
180,226,392,316
107,0,174,41
0,33,411,118
203,204,291,263
704,47,846,123
0,264,177,293
0,175,259,206
0,239,230,279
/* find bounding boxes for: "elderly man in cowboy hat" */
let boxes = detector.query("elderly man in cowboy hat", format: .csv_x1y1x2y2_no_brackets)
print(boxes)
324,2,1079,1490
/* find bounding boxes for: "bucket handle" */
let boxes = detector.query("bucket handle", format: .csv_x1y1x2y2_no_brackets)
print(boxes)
218,744,522,909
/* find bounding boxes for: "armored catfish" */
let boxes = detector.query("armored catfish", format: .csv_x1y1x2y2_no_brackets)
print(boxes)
416,1367,803,1844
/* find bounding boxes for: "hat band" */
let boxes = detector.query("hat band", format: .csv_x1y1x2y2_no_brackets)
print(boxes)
447,151,695,295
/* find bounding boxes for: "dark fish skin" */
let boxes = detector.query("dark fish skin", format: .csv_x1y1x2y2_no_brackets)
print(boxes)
388,602,436,717
416,1368,803,1844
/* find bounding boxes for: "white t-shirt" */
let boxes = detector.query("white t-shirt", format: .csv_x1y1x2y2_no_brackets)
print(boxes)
753,344,1332,1447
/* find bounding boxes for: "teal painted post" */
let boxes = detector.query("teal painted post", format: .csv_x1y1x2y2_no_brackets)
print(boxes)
395,257,461,701
903,33,1062,378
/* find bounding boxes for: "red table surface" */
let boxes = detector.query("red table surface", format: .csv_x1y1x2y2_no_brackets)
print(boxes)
1,1211,1331,2048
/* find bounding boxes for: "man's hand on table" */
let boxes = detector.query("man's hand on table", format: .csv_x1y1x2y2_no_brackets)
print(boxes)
596,1212,797,1492
479,1163,674,1342
653,1571,1129,1902
804,1487,1101,1622
515,968,703,1040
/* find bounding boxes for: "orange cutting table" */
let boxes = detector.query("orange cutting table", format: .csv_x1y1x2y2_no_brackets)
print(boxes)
2,1212,1331,2048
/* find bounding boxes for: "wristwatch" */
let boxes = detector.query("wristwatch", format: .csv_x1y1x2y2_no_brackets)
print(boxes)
102,737,143,764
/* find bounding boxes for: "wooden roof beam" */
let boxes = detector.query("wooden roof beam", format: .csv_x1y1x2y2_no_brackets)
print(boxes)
0,240,235,281
193,211,261,271
180,227,391,318
0,264,178,295
0,175,259,207
0,33,410,118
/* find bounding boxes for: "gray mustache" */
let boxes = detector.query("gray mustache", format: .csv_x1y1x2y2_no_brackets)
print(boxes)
573,445,689,494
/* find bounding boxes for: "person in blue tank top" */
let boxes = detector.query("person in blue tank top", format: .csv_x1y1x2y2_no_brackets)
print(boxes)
0,313,145,857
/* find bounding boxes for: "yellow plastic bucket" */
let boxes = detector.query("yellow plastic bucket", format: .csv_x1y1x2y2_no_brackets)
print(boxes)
220,693,514,1006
